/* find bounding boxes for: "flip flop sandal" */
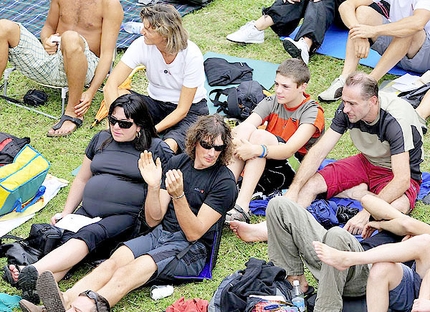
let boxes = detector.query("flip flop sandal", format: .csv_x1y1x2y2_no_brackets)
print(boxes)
47,114,83,137
2,264,20,288
79,290,111,312
18,265,40,304
225,204,251,223
36,271,66,312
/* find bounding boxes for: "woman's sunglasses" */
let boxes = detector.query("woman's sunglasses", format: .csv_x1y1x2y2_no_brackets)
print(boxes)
108,116,134,129
200,140,225,152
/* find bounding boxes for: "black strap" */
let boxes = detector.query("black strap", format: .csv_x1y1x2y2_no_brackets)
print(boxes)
1,234,24,241
0,94,22,104
162,242,195,274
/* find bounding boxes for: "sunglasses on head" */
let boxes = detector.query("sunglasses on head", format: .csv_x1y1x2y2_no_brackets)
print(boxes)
108,116,134,129
199,140,225,152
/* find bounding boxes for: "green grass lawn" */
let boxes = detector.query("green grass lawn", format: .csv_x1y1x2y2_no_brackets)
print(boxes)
1,0,429,310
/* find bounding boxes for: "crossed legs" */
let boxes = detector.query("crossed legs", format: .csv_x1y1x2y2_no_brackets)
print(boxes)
63,245,157,310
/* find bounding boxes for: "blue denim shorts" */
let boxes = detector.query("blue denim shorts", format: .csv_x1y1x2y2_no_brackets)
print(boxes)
388,263,421,312
124,225,207,282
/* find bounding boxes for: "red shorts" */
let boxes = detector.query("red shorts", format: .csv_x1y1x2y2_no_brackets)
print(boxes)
318,154,421,209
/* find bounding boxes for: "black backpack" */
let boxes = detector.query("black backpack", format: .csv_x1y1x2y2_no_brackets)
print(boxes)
0,132,30,166
210,80,267,120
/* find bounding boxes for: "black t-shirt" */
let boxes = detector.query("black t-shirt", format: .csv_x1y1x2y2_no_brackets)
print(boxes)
161,153,237,249
82,130,173,218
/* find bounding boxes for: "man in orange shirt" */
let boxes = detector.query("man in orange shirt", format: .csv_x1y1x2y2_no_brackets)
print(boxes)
226,58,325,223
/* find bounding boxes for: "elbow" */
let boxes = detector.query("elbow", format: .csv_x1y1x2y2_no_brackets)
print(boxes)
184,232,202,242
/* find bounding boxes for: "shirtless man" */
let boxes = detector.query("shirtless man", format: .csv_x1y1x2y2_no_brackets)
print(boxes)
0,0,123,137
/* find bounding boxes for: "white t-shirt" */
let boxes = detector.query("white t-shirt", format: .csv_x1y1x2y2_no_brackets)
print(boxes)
121,37,207,104
382,0,430,33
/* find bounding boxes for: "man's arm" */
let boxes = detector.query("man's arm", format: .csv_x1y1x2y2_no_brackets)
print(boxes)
377,152,411,211
165,169,222,242
81,0,123,106
266,124,317,160
154,86,196,133
40,0,60,54
286,128,342,199
353,9,430,40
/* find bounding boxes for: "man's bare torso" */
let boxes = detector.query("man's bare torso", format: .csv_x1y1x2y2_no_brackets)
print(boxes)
56,0,104,56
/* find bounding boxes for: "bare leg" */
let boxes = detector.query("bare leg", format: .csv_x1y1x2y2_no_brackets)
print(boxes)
295,173,328,208
8,239,89,282
66,253,157,309
336,183,369,200
370,36,412,81
34,239,89,281
313,234,430,276
234,130,278,213
415,89,430,121
340,6,384,80
367,262,403,312
254,15,274,31
48,30,86,136
63,245,135,308
229,221,268,242
0,20,20,77
413,269,430,311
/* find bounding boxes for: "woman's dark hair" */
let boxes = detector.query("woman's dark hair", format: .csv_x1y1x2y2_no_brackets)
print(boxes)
105,94,158,151
185,114,233,166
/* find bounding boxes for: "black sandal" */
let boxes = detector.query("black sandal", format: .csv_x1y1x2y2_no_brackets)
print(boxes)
47,114,83,137
225,204,251,223
79,290,111,312
2,264,20,288
18,265,40,304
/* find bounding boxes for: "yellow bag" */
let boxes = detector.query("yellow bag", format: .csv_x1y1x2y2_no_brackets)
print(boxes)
0,145,50,216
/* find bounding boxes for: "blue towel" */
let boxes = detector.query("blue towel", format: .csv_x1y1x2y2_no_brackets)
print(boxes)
0,294,21,312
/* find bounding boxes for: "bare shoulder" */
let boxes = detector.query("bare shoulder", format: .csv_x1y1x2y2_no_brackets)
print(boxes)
102,0,123,16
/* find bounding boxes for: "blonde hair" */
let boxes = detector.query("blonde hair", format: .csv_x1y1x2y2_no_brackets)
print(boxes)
140,4,188,54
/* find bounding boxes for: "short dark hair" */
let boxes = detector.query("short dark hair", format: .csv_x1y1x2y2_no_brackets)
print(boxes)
276,58,310,86
345,72,379,100
107,94,158,151
185,114,233,166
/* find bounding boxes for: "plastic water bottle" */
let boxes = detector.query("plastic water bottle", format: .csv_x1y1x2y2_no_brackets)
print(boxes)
122,22,143,34
150,285,174,300
292,280,306,312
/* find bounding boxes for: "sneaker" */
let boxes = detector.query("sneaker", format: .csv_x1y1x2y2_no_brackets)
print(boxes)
318,76,345,102
282,38,310,64
226,21,264,44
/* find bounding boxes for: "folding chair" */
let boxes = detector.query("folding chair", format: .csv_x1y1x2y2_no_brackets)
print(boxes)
1,67,66,120
173,221,224,282
1,50,116,120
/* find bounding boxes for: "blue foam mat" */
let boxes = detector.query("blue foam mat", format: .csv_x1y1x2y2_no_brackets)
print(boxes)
204,52,279,114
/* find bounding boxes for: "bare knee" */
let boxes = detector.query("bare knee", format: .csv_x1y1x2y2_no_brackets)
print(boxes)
0,20,20,45
61,31,85,54
356,6,383,25
368,262,397,282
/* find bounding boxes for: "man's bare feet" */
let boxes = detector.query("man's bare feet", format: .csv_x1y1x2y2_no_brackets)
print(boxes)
47,115,83,137
312,241,351,271
229,221,268,242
